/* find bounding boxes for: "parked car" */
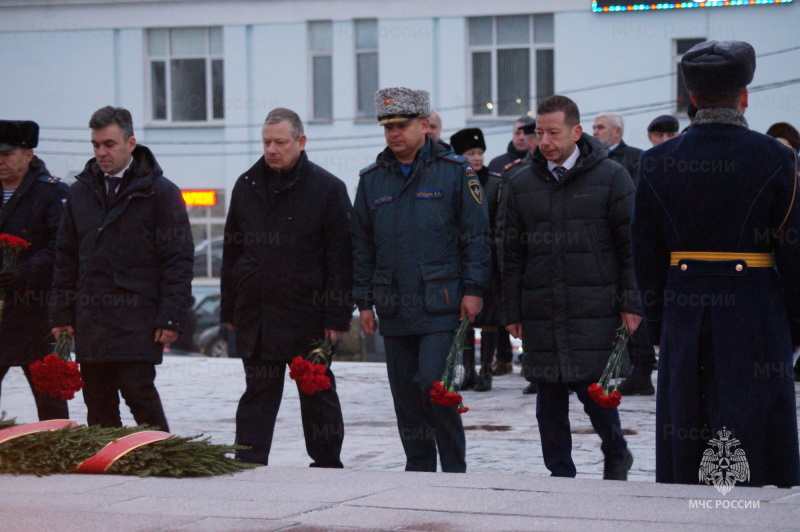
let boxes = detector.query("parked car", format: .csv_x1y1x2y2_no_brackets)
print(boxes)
194,236,224,278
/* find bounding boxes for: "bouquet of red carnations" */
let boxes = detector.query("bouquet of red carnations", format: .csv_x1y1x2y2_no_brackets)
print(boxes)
588,324,630,408
0,233,30,327
289,338,333,395
430,319,470,414
29,332,84,401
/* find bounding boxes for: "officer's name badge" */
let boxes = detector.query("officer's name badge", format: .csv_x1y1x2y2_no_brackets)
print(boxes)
373,194,394,206
467,179,482,205
415,190,442,199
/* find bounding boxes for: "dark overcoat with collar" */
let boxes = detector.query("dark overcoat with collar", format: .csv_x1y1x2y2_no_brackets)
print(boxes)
0,157,67,365
501,133,639,383
220,151,353,361
351,137,491,336
608,140,643,185
50,145,194,364
632,116,800,487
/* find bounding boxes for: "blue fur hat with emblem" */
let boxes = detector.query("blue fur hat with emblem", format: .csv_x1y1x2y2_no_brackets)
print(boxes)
375,87,431,125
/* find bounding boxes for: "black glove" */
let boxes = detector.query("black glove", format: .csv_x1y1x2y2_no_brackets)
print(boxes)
0,270,24,291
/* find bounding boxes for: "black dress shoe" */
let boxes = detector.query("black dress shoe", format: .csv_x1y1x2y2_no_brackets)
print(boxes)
473,371,492,392
617,374,655,396
522,382,538,394
603,450,633,481
460,369,477,391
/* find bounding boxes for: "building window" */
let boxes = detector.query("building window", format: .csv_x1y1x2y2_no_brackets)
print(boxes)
148,27,224,123
675,38,705,113
468,14,554,118
355,19,379,120
187,189,226,278
309,21,333,121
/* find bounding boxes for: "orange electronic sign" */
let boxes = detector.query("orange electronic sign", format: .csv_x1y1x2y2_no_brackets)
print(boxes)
182,190,217,207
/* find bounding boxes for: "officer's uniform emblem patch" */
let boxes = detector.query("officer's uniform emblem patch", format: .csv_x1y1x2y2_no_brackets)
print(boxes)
467,179,482,205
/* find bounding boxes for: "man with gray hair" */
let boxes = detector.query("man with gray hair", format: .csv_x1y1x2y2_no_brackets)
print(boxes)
593,111,654,397
51,106,193,431
352,87,490,472
221,107,352,466
593,112,643,183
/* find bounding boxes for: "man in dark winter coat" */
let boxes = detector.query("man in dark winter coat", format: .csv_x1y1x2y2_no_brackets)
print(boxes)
221,108,352,467
632,40,800,488
488,116,531,174
503,95,639,480
51,107,193,431
0,120,68,421
593,112,656,397
352,87,490,473
593,112,643,185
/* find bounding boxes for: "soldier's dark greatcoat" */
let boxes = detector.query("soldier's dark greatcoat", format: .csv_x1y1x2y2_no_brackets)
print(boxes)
632,112,800,487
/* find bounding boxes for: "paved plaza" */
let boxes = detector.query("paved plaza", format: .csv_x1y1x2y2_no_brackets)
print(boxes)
1,355,799,531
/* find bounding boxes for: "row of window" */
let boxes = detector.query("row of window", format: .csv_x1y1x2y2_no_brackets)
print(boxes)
146,16,556,124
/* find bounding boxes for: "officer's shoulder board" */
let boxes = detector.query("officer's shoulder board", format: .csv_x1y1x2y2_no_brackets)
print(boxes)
38,175,62,185
489,170,502,178
503,158,523,172
359,162,380,177
439,153,468,164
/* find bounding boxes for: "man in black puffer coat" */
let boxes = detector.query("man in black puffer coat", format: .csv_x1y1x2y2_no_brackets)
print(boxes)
502,96,641,480
221,108,353,467
0,120,69,420
51,107,193,431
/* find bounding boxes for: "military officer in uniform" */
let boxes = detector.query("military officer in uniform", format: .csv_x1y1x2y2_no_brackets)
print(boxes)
0,120,69,421
352,87,490,472
632,40,800,487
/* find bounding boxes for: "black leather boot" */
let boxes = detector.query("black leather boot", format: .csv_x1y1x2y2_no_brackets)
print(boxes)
460,329,477,390
474,331,496,392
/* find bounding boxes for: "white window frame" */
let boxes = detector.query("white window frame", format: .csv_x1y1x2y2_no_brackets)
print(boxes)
467,15,554,120
146,27,225,124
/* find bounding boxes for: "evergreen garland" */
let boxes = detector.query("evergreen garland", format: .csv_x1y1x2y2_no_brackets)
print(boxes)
0,422,257,477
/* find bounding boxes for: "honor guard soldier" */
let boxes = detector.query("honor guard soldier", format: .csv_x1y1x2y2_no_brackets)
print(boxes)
0,120,69,421
352,87,490,472
632,40,800,487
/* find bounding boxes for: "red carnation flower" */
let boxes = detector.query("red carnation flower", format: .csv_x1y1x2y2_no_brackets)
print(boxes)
29,354,85,400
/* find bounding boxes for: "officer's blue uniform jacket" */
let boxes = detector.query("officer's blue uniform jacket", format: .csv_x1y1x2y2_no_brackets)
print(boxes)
632,112,800,487
351,137,491,335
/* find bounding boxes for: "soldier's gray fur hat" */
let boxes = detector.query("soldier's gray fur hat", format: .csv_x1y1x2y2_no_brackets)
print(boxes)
375,87,431,125
681,40,755,95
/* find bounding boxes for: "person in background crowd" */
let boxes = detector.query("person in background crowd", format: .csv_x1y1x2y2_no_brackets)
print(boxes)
221,107,352,467
766,122,800,154
0,120,69,421
488,116,531,174
352,87,490,472
51,106,193,432
632,40,800,487
499,118,540,395
426,109,442,143
503,95,638,481
450,128,502,392
647,115,680,147
593,112,643,184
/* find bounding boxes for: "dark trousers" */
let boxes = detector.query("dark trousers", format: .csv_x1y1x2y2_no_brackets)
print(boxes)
235,358,344,467
384,332,466,473
628,325,656,374
536,380,628,477
0,365,69,421
496,330,514,364
81,362,169,432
